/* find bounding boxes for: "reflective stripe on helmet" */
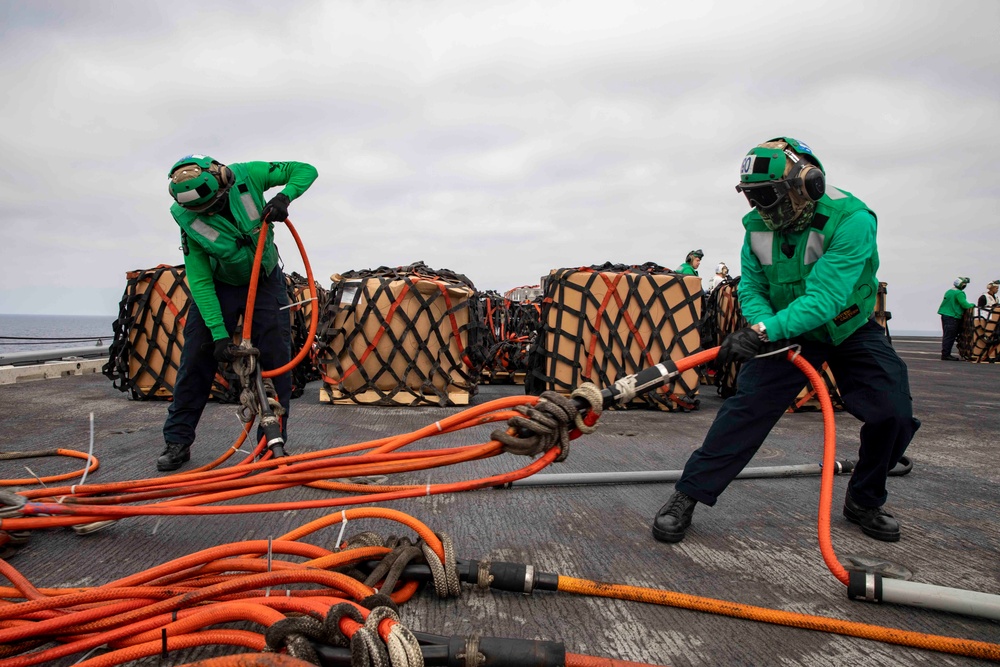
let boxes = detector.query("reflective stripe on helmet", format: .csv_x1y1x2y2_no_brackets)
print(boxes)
175,188,207,204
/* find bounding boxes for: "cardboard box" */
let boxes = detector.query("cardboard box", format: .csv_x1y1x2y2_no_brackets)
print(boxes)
527,266,703,411
319,270,478,406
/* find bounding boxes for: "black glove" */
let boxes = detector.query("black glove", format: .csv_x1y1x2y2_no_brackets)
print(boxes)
716,327,763,367
213,339,240,363
261,193,290,223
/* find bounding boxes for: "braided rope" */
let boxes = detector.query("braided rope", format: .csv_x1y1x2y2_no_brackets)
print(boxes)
490,390,580,460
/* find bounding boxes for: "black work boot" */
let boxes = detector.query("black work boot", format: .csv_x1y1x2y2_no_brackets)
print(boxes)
843,491,900,542
157,442,191,472
652,491,698,543
941,354,960,361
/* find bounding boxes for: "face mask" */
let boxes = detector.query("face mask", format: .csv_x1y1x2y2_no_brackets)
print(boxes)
759,197,815,232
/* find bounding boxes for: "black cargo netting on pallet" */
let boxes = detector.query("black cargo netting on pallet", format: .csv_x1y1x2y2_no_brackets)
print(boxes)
703,277,747,399
477,290,542,383
317,262,480,406
104,265,316,402
104,265,193,400
958,307,1000,363
526,262,702,411
285,271,327,398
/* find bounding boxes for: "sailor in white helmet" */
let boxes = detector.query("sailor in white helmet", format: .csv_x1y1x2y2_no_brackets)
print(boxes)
709,262,730,293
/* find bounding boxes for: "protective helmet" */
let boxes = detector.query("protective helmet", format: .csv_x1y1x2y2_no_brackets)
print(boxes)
686,249,704,263
716,262,729,275
736,137,826,231
954,277,970,289
168,154,232,212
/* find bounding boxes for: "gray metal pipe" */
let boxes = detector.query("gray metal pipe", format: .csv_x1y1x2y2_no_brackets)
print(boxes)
506,461,855,488
849,571,1000,621
0,346,109,366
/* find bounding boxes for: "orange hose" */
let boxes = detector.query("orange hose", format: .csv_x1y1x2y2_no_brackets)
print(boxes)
567,654,668,667
72,630,265,667
175,655,318,667
239,219,271,343
789,350,849,585
263,219,317,378
558,576,1000,661
0,449,98,486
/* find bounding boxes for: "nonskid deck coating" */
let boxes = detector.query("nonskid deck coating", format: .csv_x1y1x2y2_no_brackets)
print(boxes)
0,336,997,666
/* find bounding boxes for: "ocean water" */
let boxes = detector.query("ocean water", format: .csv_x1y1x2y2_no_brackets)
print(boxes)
0,313,117,355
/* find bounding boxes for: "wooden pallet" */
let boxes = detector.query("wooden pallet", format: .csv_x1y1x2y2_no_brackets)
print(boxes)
319,385,470,406
480,370,526,386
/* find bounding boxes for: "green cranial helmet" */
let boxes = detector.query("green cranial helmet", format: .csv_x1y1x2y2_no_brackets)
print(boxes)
168,154,232,212
736,137,826,232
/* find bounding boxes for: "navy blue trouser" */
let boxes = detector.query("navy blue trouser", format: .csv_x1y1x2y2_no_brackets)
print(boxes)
676,319,919,509
940,315,961,357
163,267,292,448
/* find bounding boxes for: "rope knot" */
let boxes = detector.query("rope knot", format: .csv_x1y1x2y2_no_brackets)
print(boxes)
491,386,602,461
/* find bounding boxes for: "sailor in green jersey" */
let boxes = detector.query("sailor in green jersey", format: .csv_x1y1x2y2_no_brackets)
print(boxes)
159,155,318,472
676,249,703,276
653,137,919,544
937,277,974,361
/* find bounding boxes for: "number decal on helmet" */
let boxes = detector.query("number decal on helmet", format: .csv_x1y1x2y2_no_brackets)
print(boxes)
741,156,753,176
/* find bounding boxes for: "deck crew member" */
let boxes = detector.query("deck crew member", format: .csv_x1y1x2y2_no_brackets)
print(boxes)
937,277,974,361
159,155,318,472
976,280,999,310
709,262,730,293
653,137,919,544
676,249,703,276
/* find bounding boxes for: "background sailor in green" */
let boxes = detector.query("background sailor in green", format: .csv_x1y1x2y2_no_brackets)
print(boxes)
676,249,703,276
937,277,975,361
652,137,918,545
159,155,319,472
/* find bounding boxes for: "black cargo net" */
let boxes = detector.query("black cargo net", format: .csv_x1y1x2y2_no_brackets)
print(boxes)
526,263,703,411
958,307,1000,363
285,271,326,398
477,289,542,384
103,265,193,400
703,278,748,398
103,265,314,404
317,262,479,406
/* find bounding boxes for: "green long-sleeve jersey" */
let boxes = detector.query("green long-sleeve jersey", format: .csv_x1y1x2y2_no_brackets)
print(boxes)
171,160,318,341
739,209,877,342
937,289,974,318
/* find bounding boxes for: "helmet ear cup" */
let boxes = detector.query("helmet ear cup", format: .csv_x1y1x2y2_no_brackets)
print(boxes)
216,164,233,188
801,165,825,201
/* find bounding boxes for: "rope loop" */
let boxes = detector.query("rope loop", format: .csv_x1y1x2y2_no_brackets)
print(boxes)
570,382,603,434
351,623,390,667
490,390,579,460
263,616,325,664
323,602,365,648
420,532,461,598
0,491,26,519
365,606,423,667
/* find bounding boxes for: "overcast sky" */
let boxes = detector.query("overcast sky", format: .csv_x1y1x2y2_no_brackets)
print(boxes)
2,0,997,333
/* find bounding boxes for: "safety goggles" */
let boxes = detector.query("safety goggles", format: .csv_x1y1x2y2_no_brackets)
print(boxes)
735,179,796,210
